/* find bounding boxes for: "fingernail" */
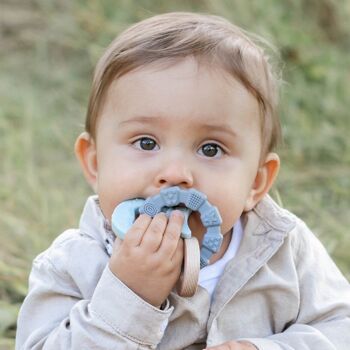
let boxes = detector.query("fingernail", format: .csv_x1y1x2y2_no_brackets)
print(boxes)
171,210,183,218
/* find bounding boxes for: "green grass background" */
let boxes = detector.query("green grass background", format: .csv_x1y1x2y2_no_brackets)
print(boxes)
1,0,349,347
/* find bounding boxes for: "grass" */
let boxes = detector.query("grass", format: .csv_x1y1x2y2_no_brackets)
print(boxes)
1,0,349,347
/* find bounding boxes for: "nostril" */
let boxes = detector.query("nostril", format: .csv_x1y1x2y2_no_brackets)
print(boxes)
154,164,194,188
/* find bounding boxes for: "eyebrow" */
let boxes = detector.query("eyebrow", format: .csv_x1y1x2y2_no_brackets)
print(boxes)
119,115,237,138
199,123,237,138
119,115,166,126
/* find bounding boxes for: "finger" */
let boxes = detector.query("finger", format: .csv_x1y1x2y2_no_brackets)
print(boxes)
123,214,152,247
158,210,184,258
237,341,258,350
171,238,184,265
140,212,168,252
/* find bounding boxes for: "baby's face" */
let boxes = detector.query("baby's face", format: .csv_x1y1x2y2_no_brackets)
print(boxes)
93,57,262,243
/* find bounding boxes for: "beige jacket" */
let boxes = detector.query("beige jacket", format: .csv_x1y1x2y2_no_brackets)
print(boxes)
16,195,350,349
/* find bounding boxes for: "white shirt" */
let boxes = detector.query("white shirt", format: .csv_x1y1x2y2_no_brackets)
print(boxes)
198,219,243,298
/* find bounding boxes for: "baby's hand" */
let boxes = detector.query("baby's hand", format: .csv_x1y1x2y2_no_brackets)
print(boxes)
204,341,258,350
109,211,184,307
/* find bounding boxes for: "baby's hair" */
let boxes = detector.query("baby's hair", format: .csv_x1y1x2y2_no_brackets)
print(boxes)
86,12,282,156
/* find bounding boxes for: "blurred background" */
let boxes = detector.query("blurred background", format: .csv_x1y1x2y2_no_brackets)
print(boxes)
0,0,349,347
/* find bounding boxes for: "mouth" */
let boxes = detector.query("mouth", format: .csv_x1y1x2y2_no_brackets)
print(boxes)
165,203,187,210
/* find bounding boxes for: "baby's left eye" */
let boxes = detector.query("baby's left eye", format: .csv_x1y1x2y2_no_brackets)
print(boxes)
132,137,160,151
198,143,224,158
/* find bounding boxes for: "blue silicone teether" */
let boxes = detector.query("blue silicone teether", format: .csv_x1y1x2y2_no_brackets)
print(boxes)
111,200,192,240
111,198,145,240
111,186,223,268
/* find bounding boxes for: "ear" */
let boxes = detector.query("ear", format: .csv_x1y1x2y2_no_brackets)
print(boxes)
244,152,280,211
74,132,98,193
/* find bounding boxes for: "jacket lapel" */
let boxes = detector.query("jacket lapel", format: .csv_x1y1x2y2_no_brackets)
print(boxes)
208,195,296,329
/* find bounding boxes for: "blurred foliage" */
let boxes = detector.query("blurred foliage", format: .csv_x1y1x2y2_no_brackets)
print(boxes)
0,0,349,345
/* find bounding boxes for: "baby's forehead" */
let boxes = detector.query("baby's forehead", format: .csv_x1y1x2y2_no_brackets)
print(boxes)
98,59,262,145
107,57,257,103
110,55,259,86
106,58,259,114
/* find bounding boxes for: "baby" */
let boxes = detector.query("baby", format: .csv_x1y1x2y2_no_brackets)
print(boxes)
16,12,350,350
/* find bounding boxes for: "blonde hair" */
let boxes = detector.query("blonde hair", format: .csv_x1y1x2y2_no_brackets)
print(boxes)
86,12,282,155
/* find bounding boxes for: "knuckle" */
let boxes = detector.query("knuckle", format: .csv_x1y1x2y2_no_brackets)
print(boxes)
157,255,176,273
148,222,163,235
149,214,167,234
130,222,146,233
125,247,140,261
166,227,180,240
161,261,173,274
144,255,158,268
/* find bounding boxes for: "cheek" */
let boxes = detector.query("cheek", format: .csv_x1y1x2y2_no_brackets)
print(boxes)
205,179,254,235
219,203,244,235
95,165,134,221
97,183,124,222
95,156,156,221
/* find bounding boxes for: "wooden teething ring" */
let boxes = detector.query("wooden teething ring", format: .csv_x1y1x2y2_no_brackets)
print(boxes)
176,237,200,297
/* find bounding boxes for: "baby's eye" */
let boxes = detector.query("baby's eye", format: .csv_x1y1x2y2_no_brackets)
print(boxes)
198,143,224,158
132,137,159,151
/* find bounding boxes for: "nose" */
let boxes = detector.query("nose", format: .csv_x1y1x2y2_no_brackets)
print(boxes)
154,157,194,189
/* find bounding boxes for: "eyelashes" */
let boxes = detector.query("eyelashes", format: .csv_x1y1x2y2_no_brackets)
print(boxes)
132,137,225,158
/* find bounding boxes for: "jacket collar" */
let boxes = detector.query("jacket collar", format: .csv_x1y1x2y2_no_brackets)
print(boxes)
79,195,115,255
248,194,297,235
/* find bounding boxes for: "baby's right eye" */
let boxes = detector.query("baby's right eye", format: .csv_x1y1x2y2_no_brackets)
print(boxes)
132,137,160,151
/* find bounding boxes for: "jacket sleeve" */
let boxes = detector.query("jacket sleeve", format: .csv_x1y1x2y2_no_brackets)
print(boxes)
241,220,350,350
16,241,172,350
